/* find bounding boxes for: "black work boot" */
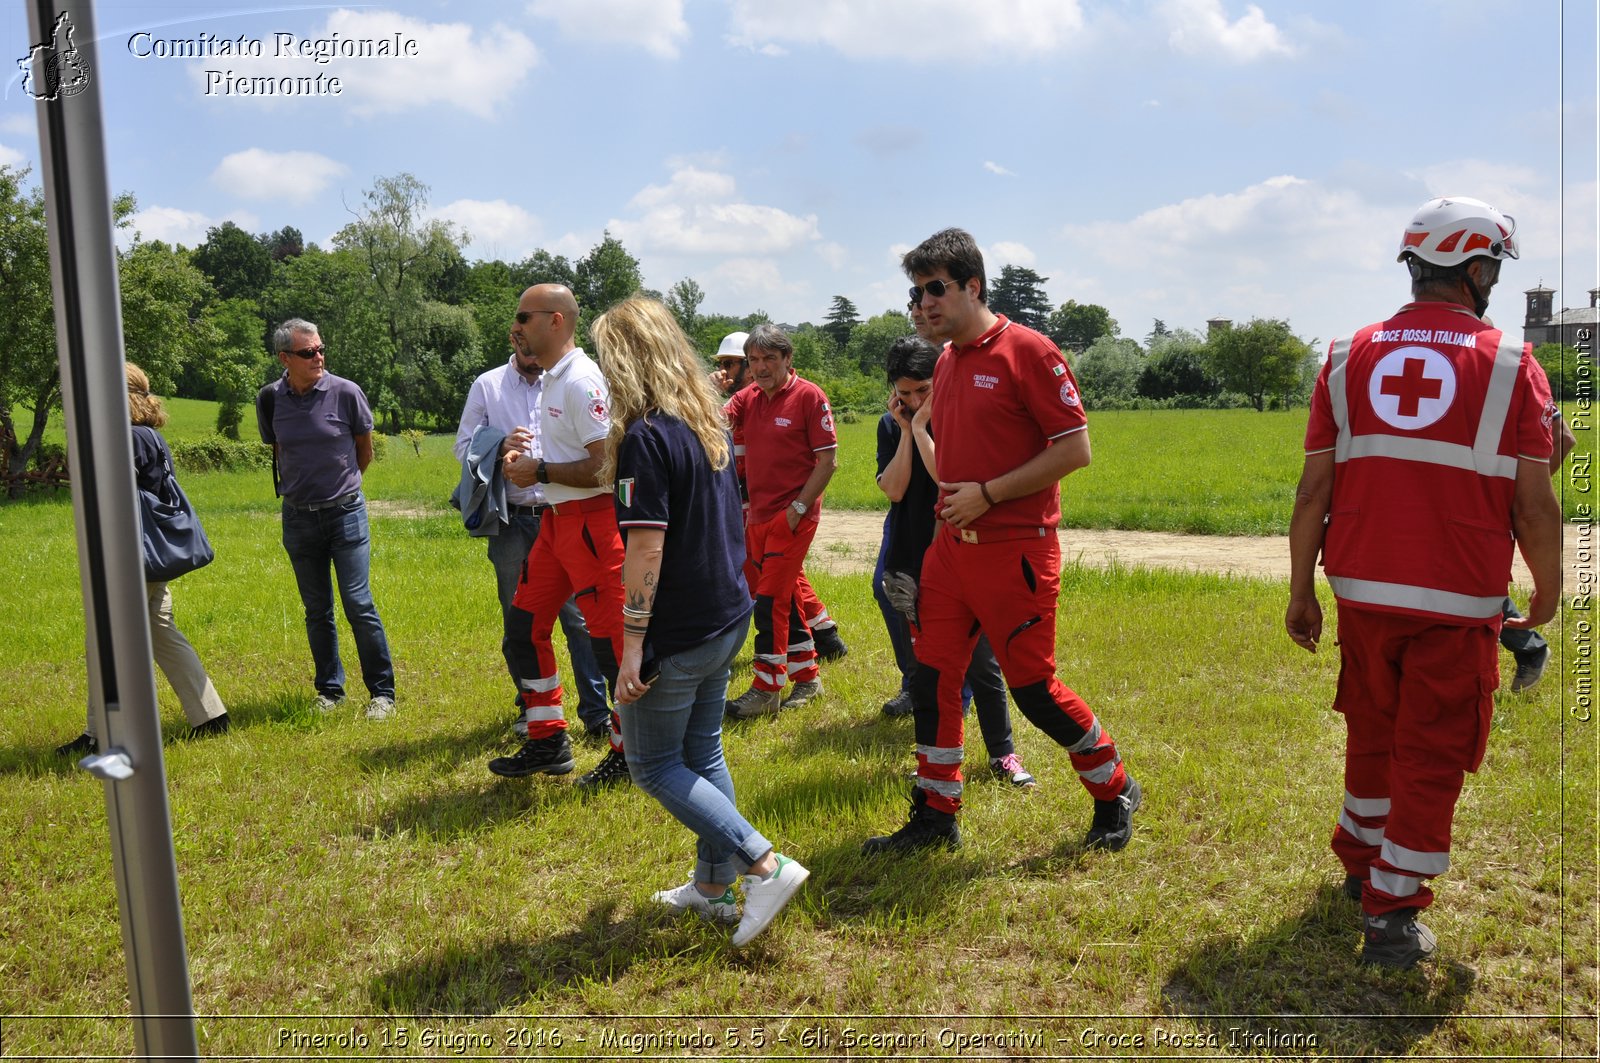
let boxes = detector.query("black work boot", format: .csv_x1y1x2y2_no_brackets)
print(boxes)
1085,774,1142,851
813,625,850,662
1362,907,1437,969
863,787,961,854
488,732,576,778
577,747,632,790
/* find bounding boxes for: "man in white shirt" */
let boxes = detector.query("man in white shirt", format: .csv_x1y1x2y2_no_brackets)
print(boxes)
455,329,610,741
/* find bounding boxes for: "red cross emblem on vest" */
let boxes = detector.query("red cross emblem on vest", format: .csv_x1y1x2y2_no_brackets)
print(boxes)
1367,346,1456,431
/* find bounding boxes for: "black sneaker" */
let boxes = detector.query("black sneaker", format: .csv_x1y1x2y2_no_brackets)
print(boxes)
577,747,631,789
881,690,914,717
1085,774,1142,851
55,732,97,756
862,788,961,854
188,713,231,740
1362,907,1437,969
488,732,576,778
1511,645,1550,693
814,626,850,663
1343,875,1364,902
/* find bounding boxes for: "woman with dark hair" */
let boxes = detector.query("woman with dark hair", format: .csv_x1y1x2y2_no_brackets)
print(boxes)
593,296,809,947
56,363,229,755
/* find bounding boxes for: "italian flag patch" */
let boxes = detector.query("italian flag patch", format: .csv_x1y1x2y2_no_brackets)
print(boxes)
1051,363,1066,377
616,478,635,507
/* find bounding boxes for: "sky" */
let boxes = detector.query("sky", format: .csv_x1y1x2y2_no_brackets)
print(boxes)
1,0,1596,350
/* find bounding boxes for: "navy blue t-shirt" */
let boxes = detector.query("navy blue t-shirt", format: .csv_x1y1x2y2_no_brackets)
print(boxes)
614,412,752,660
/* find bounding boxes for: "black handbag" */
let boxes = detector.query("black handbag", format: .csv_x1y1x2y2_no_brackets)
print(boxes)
133,426,214,582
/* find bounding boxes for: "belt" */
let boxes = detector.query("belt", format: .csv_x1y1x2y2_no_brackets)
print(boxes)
285,490,360,512
550,494,615,516
948,524,1051,545
510,503,549,516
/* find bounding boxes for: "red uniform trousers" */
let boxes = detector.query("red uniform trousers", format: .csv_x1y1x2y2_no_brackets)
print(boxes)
743,511,821,692
1330,603,1498,916
794,571,836,631
911,530,1124,815
509,495,625,752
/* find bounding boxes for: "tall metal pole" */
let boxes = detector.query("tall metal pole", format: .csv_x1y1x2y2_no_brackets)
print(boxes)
25,1,200,1057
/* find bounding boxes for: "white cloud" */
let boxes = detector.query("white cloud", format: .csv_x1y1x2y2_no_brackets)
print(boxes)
0,116,32,135
727,0,1085,61
430,198,543,260
630,167,738,210
1161,0,1297,61
610,166,820,255
189,12,538,118
528,0,689,58
816,241,850,270
988,241,1036,268
709,257,802,299
211,149,348,204
124,206,259,248
0,142,26,168
984,161,1017,177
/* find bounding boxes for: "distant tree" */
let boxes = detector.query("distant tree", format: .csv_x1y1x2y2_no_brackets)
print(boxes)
512,249,576,292
790,324,840,376
987,265,1052,331
333,173,469,426
823,295,861,349
694,314,744,360
666,277,706,336
393,301,481,429
573,231,643,319
261,225,304,261
1534,342,1582,400
1072,336,1145,406
1205,317,1314,411
1046,299,1118,352
1145,319,1170,348
0,167,64,492
844,310,914,377
199,297,270,438
118,240,220,396
193,221,272,303
1137,334,1218,402
740,309,771,330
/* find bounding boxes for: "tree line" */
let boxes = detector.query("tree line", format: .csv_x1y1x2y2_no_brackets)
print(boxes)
19,165,1576,496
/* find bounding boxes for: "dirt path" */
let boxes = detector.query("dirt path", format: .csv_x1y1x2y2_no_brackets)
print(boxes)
807,509,1589,590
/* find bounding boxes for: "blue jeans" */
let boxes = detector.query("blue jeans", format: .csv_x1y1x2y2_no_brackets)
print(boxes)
489,508,609,731
1499,596,1548,660
281,491,394,700
873,518,918,691
618,620,771,886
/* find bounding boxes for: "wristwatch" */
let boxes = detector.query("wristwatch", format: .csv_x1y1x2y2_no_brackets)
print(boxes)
789,499,807,516
536,459,549,484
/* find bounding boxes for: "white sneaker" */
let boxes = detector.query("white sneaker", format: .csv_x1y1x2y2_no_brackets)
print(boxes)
311,694,344,713
732,854,809,946
365,695,396,720
651,878,738,925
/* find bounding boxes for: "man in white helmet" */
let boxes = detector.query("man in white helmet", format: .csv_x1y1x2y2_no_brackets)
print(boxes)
1286,196,1564,969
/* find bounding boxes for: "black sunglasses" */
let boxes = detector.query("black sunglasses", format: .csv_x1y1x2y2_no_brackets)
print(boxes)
286,344,324,360
516,309,557,325
909,278,963,306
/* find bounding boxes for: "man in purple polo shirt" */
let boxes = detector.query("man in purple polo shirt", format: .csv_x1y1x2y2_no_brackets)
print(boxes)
256,317,396,719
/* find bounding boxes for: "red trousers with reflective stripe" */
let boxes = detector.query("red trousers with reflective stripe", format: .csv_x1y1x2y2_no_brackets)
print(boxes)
913,531,1122,815
1330,603,1498,915
744,511,820,691
511,498,625,747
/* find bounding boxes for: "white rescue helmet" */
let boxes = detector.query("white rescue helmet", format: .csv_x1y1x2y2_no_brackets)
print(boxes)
715,331,749,360
1397,196,1519,267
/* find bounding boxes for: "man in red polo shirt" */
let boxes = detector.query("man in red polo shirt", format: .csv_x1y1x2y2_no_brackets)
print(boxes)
722,325,838,717
713,333,850,664
865,228,1139,854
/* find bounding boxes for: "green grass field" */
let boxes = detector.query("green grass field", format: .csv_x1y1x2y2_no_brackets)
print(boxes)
0,400,1594,1059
